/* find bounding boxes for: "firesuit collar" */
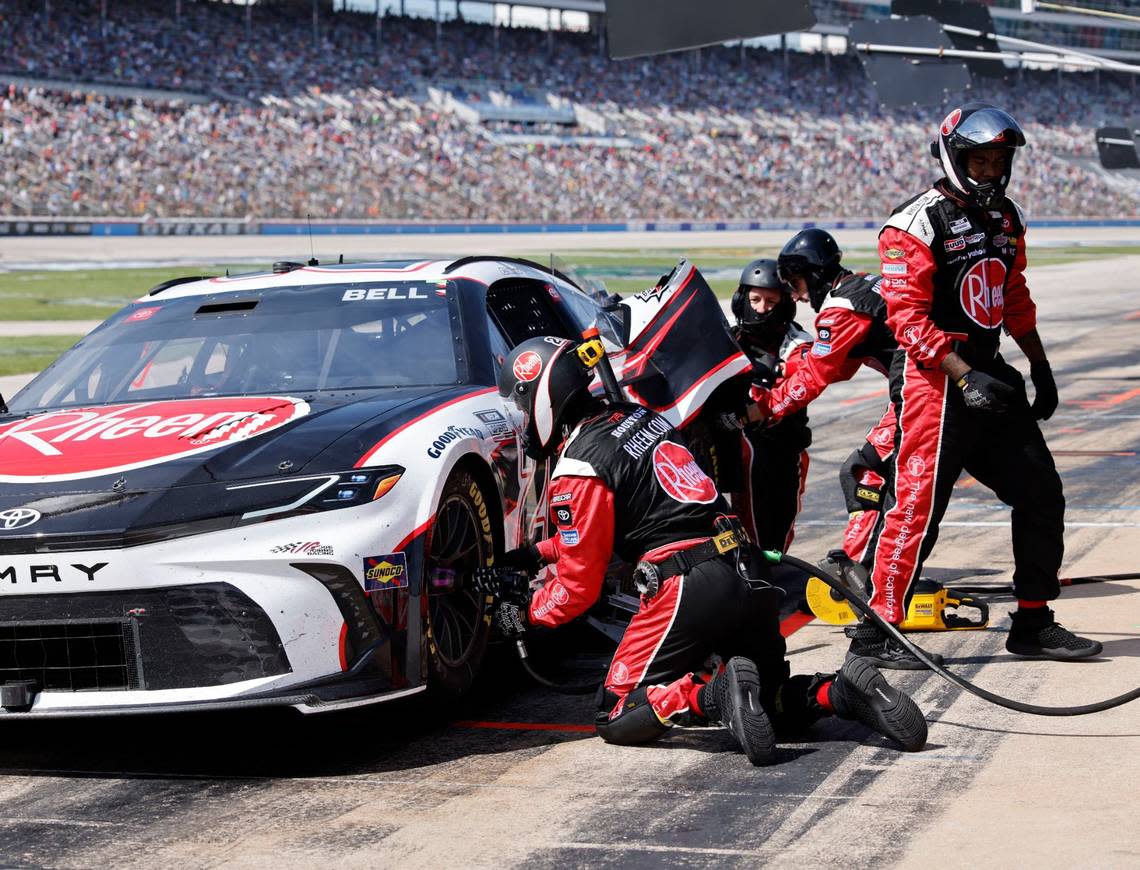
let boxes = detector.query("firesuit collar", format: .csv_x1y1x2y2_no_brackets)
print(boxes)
812,268,853,312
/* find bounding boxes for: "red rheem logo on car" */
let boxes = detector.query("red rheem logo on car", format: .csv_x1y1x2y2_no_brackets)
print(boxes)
959,258,1007,328
0,396,309,482
652,441,718,504
512,351,543,382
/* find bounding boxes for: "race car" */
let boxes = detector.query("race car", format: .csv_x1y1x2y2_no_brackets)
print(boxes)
0,256,748,717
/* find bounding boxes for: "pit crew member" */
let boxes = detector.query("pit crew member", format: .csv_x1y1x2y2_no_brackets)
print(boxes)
728,258,812,552
743,232,928,660
855,102,1100,665
485,336,927,764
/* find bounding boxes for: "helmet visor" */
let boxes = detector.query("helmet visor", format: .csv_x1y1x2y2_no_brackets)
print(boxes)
953,107,1026,149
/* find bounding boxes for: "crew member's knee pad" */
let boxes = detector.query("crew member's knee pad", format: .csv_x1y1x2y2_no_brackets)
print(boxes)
594,686,670,746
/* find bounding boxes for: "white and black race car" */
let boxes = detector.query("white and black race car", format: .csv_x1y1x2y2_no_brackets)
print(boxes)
0,256,747,717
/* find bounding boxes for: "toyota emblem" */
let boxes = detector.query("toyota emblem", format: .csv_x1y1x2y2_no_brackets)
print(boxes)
0,508,41,531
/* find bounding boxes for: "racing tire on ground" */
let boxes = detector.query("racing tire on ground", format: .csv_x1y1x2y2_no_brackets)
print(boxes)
423,467,497,700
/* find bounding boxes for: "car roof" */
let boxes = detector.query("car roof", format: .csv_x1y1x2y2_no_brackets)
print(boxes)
140,256,580,302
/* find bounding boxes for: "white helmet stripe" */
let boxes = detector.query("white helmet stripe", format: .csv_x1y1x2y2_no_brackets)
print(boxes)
534,343,567,448
939,137,965,196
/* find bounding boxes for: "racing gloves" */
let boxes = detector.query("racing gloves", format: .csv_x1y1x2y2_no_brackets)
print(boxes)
749,350,781,389
1029,361,1058,421
493,601,528,639
471,563,532,639
716,410,746,432
839,443,885,513
956,369,1016,414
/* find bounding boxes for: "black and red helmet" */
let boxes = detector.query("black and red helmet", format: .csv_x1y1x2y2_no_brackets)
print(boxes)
498,336,593,458
730,258,796,347
931,102,1026,209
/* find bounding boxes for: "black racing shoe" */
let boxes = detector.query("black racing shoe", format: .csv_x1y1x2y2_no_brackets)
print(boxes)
829,657,928,752
1006,608,1103,660
698,657,777,766
844,620,944,671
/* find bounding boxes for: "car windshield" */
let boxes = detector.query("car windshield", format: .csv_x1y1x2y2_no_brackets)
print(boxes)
10,279,464,412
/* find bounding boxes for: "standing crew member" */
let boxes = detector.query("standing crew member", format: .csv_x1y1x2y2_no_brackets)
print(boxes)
729,259,812,552
488,336,927,765
745,232,921,635
854,102,1100,666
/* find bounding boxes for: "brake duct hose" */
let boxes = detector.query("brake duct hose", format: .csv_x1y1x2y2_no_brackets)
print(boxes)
775,552,1140,717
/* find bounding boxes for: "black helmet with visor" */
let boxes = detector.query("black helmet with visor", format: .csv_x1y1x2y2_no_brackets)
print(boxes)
931,103,1026,210
730,258,797,349
777,228,844,312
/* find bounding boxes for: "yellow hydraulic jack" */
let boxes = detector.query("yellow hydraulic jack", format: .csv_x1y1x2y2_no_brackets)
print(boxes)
806,575,989,631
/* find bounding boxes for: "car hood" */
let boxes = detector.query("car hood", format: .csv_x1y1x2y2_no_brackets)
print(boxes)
0,387,468,544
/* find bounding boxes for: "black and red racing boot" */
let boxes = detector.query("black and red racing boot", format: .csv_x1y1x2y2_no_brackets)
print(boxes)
698,657,777,766
828,656,928,752
845,620,944,671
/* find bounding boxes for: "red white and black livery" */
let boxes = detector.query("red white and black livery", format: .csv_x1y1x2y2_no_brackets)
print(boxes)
0,256,745,717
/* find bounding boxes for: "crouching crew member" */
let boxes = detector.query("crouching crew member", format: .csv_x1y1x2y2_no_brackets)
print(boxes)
488,336,927,765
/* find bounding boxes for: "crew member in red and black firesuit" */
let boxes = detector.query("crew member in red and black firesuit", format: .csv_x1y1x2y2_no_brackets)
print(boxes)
486,336,926,764
743,231,933,658
852,102,1100,666
728,259,812,553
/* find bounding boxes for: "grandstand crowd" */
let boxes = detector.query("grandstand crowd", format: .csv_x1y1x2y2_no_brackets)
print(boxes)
2,0,1138,221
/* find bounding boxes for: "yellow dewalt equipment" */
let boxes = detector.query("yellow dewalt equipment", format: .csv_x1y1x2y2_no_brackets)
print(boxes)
806,575,988,631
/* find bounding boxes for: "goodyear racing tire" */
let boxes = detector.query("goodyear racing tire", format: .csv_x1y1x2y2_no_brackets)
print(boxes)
423,468,496,699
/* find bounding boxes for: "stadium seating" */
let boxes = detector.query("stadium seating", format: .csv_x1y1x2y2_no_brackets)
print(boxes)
1,0,1137,220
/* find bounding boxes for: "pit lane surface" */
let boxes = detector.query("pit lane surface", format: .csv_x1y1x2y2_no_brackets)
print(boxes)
0,247,1138,868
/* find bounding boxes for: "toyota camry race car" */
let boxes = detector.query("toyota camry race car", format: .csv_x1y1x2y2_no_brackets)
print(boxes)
0,256,748,717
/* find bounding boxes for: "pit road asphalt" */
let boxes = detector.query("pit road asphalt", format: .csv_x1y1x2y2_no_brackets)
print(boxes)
0,238,1136,869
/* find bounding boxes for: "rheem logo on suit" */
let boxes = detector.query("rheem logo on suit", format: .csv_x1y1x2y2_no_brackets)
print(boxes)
652,441,717,504
959,258,1007,328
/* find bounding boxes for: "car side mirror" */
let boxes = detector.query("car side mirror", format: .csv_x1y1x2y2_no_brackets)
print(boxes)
0,393,7,415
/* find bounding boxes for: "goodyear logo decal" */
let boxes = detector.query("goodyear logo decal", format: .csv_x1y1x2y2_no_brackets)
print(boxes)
364,552,409,591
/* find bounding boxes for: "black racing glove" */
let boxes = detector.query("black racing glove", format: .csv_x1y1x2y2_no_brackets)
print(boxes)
749,350,781,389
1029,361,1058,421
838,444,885,513
499,544,542,574
716,410,745,432
956,369,1016,414
492,601,528,639
471,564,532,605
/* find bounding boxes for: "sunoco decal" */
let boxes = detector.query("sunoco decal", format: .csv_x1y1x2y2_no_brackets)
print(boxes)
364,552,408,591
0,396,309,483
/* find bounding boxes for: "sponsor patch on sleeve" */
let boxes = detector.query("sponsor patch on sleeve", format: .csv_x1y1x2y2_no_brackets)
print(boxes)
811,342,832,357
816,327,831,341
550,491,573,504
363,552,409,591
554,506,574,526
881,262,908,276
559,529,580,546
883,248,905,259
